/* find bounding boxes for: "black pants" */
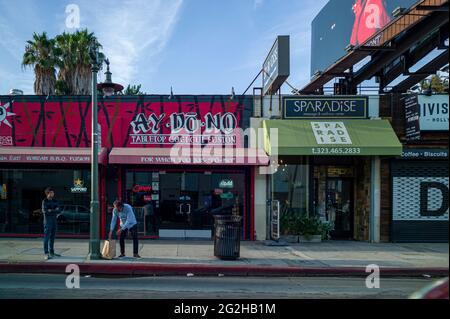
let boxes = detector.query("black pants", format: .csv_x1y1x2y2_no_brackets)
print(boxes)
119,225,138,255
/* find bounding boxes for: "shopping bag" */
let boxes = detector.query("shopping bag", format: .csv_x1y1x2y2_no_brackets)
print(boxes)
101,240,116,259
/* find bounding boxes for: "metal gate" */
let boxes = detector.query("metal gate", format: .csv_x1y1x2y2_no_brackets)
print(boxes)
391,160,449,243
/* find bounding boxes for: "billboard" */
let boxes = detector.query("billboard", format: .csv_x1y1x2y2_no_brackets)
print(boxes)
311,0,418,76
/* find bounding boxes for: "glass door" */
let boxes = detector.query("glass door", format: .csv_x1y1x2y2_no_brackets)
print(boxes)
325,178,353,239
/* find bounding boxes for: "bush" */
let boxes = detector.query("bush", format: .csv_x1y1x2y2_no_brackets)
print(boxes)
280,212,332,240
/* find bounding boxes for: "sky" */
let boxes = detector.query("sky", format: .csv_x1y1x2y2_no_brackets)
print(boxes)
0,0,329,95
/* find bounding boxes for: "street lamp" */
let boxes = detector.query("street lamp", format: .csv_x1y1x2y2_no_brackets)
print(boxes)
87,42,122,260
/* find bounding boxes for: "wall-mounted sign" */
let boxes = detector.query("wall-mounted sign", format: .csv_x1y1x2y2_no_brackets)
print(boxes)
262,35,290,95
404,94,421,141
284,96,368,119
151,182,159,191
219,179,234,188
220,192,234,199
1,183,7,200
401,148,449,159
271,200,280,240
130,112,238,146
143,195,152,202
132,185,152,193
311,122,352,145
418,94,449,131
71,178,87,193
214,188,223,195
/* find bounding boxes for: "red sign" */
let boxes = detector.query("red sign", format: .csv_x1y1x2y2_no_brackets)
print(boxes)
132,185,152,193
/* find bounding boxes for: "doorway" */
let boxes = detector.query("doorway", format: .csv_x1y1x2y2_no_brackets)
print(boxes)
325,178,354,239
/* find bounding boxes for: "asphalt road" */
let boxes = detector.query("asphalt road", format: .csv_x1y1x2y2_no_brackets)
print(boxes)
0,274,435,299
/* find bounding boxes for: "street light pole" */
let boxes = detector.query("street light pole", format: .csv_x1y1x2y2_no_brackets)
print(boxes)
88,43,101,260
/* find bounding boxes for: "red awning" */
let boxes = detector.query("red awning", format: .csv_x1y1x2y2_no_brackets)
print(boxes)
109,147,269,166
0,147,108,165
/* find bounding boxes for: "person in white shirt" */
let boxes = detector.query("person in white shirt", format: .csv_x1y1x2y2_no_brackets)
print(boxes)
109,200,141,258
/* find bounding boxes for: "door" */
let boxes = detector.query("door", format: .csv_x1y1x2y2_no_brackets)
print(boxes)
326,178,353,239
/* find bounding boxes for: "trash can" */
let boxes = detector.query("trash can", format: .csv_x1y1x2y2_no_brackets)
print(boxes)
213,215,242,260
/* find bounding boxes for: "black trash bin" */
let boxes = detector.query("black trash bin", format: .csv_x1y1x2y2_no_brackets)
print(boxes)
213,215,242,260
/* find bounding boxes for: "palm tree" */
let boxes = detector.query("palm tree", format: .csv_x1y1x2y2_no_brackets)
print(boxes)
56,29,102,95
22,32,59,95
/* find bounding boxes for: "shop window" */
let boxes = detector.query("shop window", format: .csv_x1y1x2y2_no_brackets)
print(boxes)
0,169,90,235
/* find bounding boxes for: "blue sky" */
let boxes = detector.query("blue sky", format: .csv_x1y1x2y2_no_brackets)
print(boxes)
0,0,329,95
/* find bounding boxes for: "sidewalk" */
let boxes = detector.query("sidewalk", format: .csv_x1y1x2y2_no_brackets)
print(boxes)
0,238,448,277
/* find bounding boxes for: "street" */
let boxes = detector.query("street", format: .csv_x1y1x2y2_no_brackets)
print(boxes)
0,274,435,299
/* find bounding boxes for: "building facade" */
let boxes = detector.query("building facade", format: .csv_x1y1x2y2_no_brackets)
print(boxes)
0,95,267,240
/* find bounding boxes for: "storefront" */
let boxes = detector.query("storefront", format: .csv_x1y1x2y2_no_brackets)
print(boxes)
388,94,449,243
261,96,402,241
0,147,107,237
0,95,267,240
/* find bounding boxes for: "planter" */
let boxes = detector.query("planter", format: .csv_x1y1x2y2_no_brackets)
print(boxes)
298,235,322,243
280,235,299,243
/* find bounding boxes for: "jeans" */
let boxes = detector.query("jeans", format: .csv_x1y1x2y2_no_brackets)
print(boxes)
43,215,57,254
119,225,138,255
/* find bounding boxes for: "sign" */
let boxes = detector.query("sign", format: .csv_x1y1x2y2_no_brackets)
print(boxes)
262,35,290,95
219,179,234,188
1,183,7,200
311,122,352,145
404,94,421,141
271,200,280,240
130,112,238,146
143,195,152,202
151,182,159,191
71,178,87,193
284,96,368,118
401,148,449,159
418,95,449,131
132,185,152,193
220,192,234,199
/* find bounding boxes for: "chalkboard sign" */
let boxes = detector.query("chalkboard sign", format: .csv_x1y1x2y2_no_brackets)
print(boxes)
404,94,421,141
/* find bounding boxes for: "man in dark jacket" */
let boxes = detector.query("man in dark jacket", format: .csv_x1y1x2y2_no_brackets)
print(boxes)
42,187,61,260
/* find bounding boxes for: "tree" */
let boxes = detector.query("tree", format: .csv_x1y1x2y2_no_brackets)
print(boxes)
55,29,103,95
22,32,59,95
420,73,449,94
119,84,146,95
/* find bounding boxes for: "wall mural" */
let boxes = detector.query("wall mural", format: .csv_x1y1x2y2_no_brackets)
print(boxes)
0,95,252,149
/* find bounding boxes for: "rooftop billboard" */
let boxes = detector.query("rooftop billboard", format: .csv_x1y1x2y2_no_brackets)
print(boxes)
310,0,418,76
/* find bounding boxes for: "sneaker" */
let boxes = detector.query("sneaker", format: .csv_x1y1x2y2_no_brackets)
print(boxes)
50,253,61,257
44,254,52,260
118,254,126,258
133,254,142,259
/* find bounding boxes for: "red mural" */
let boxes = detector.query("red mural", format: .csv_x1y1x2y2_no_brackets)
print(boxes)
0,96,252,149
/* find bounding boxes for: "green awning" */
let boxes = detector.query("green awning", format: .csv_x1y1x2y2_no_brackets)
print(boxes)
262,119,402,156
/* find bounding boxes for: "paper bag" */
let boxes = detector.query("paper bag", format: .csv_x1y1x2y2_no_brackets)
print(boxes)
101,240,116,259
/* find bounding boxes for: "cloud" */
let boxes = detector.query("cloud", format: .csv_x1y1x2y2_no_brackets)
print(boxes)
254,0,264,8
71,0,183,86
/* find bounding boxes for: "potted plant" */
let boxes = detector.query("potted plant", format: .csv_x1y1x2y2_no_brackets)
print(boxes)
279,212,300,243
297,216,331,243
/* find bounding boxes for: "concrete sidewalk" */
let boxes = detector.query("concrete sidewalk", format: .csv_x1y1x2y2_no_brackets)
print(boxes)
0,238,448,277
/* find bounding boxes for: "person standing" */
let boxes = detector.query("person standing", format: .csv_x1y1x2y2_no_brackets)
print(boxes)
109,200,141,258
42,187,61,260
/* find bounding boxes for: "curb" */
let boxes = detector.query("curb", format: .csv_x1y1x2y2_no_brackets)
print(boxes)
0,262,448,278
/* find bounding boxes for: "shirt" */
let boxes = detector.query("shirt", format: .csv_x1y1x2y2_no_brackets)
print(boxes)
110,203,137,232
42,198,61,217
